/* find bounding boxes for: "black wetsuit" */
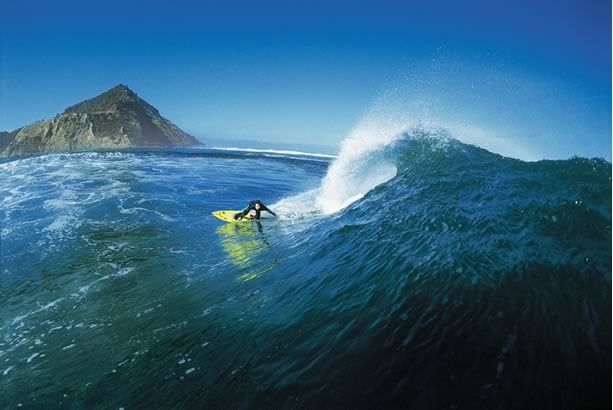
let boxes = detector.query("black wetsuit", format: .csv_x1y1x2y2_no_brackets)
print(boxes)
234,200,276,220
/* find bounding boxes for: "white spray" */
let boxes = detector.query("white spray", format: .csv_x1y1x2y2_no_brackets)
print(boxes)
275,58,542,218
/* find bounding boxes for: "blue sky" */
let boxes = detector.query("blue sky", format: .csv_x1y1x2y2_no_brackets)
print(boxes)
1,0,610,159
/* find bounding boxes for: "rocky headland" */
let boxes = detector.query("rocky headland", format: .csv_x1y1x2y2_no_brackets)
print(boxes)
1,84,201,157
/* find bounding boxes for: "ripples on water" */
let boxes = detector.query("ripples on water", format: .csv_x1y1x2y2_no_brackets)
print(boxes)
0,140,610,409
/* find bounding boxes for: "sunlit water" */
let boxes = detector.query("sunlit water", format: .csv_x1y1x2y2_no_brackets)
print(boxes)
1,136,610,409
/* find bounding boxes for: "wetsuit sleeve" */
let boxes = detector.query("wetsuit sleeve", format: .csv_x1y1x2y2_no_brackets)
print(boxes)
261,205,276,217
234,204,253,220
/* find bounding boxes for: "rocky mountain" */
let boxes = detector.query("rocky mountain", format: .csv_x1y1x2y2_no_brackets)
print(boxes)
1,84,201,157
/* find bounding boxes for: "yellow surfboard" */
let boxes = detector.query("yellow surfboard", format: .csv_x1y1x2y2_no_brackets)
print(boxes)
212,210,254,223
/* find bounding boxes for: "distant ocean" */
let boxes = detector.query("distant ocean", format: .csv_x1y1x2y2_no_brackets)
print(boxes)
1,128,610,409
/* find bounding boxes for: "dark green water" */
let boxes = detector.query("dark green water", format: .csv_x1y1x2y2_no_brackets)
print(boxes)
1,136,611,409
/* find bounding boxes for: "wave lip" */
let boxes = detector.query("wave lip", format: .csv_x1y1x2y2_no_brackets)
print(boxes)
275,127,455,217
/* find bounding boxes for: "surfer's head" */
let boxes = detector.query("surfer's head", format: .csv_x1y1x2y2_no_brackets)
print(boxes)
254,200,262,210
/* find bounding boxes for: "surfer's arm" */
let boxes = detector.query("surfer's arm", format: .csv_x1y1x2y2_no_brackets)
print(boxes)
234,205,252,220
261,205,276,217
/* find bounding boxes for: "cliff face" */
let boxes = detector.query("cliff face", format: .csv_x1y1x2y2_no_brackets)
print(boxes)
1,84,201,157
0,129,21,153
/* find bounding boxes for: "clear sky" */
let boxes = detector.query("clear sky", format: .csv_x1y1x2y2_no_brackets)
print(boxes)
1,0,610,159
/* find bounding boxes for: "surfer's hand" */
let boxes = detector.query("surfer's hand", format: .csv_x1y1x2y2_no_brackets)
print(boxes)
233,213,240,220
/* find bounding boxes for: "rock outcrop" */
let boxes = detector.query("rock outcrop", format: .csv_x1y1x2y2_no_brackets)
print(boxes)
1,84,201,157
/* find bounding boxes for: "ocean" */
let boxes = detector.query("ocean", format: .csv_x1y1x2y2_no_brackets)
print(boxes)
1,129,611,409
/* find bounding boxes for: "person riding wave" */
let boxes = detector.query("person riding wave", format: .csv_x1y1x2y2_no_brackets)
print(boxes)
234,200,277,221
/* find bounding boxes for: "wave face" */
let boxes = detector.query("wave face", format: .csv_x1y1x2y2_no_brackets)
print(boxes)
0,137,610,409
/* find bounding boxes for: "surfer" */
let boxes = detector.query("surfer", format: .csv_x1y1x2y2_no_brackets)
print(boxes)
234,200,277,221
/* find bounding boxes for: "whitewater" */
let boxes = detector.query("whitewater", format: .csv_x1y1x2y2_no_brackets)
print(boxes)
0,123,610,409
